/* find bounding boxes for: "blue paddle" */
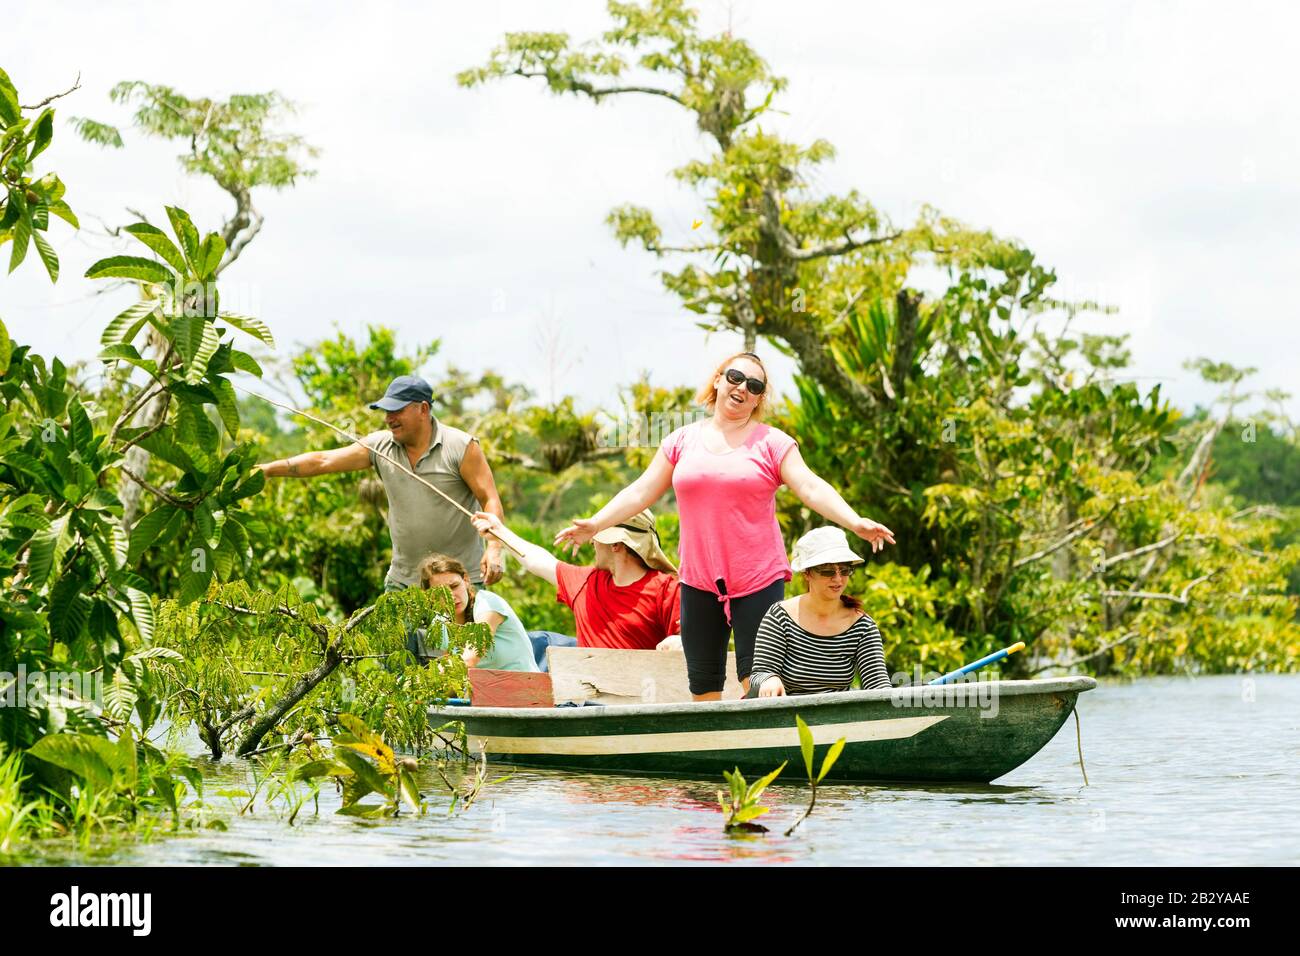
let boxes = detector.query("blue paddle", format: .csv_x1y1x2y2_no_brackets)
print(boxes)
928,641,1025,685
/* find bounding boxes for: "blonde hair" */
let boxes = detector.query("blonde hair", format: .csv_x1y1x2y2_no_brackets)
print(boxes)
418,553,475,617
693,351,770,421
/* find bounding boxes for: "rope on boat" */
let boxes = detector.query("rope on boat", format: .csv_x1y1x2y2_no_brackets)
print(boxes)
1073,707,1089,787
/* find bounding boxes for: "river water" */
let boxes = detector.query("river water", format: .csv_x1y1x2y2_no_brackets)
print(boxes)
21,674,1300,865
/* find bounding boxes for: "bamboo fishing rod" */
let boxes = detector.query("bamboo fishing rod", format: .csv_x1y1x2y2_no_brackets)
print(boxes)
234,384,523,559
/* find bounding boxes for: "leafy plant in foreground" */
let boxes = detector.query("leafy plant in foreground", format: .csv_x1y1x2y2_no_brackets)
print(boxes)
150,583,489,760
784,714,845,837
291,714,424,819
718,762,785,834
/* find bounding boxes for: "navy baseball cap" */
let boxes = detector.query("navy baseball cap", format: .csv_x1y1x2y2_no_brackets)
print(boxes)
368,375,433,411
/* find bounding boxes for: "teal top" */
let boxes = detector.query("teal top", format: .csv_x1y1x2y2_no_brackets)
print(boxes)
467,589,539,672
419,589,538,672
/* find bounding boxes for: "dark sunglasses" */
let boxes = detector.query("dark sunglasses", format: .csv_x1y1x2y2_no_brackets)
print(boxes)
724,367,766,396
809,563,857,578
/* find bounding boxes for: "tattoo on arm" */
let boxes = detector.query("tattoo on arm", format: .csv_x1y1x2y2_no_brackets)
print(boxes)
286,458,300,477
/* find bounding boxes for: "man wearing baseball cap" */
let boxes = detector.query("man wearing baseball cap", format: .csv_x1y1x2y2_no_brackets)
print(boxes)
470,508,681,669
257,374,507,589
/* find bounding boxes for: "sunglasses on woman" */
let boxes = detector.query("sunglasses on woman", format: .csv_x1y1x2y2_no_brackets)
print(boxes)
809,563,857,578
724,367,766,396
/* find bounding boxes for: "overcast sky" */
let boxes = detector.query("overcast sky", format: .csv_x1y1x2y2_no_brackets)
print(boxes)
5,0,1297,425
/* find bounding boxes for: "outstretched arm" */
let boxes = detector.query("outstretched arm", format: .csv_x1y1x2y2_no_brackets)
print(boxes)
471,512,559,588
779,446,896,553
258,442,371,478
554,448,674,552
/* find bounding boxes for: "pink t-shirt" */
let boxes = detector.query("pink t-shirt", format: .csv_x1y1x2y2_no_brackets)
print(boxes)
661,420,797,606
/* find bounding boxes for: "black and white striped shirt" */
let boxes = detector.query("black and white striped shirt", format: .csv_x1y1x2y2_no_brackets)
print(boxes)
749,602,890,695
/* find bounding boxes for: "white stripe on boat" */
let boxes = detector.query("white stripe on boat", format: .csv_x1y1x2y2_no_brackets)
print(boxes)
469,715,949,756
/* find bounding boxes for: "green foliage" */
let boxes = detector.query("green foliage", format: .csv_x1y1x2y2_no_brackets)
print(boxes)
87,206,274,610
291,714,425,818
1,732,215,854
779,334,1300,675
459,0,786,147
465,0,1298,680
1208,420,1300,508
66,117,122,148
71,83,318,193
794,714,844,784
2,332,152,748
0,69,79,281
0,745,40,853
717,717,846,837
1,200,283,833
149,582,488,759
718,761,784,833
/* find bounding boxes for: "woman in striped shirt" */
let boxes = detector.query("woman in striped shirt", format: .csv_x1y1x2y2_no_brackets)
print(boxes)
748,527,891,697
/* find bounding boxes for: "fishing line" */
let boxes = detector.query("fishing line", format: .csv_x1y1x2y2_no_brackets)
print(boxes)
233,383,522,558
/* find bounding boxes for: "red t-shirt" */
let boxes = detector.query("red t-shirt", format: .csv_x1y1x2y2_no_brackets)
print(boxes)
555,562,682,650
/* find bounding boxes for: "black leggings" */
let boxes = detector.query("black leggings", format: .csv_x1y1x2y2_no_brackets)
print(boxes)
679,578,786,695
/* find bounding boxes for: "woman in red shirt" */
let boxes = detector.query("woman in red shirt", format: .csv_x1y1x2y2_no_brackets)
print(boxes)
556,351,895,700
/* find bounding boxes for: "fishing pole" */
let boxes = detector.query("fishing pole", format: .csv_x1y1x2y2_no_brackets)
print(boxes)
234,384,523,558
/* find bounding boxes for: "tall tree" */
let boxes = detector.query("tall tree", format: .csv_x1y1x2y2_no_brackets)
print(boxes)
72,84,319,526
459,0,1013,412
462,2,1300,673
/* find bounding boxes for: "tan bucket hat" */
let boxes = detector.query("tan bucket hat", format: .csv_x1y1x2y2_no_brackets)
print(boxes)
592,509,677,574
790,526,864,572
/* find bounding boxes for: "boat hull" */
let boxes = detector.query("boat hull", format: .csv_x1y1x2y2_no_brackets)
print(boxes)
429,677,1096,783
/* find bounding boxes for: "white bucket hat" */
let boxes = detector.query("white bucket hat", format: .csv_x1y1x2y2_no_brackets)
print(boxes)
790,526,864,572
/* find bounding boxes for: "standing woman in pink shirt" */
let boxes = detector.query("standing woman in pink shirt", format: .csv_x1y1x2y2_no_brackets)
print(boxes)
555,351,896,700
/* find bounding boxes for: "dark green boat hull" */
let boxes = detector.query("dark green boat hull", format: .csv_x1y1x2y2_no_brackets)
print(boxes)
429,677,1096,783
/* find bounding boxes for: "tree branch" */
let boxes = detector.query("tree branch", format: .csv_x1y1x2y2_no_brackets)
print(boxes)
1100,571,1219,607
218,183,263,273
1097,532,1183,572
114,418,168,458
758,185,900,260
20,73,82,110
1229,504,1285,521
230,602,378,757
211,600,330,640
108,382,166,445
512,70,685,106
763,308,879,416
781,230,904,261
647,241,724,255
119,465,191,510
1013,517,1104,570
1030,631,1141,675
235,644,342,758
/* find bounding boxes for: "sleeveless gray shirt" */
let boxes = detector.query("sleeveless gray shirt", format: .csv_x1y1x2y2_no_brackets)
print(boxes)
360,418,484,586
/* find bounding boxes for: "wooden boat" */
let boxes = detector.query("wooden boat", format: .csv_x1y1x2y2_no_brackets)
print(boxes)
429,676,1096,784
